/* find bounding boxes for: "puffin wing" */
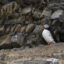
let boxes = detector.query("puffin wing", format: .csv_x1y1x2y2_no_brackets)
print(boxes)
42,29,55,43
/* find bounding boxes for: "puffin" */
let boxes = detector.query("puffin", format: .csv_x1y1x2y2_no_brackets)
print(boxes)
42,24,56,45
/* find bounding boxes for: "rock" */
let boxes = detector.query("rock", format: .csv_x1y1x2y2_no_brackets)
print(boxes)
11,33,25,46
0,61,7,64
33,25,42,35
8,13,20,20
21,7,32,15
41,9,52,18
17,16,25,23
14,24,21,32
24,61,52,64
23,0,41,5
1,1,18,14
50,0,64,3
0,26,4,31
0,34,17,49
3,33,25,48
0,0,64,56
26,35,36,45
17,33,25,46
11,34,18,43
26,24,35,33
46,58,59,63
59,12,64,22
58,60,64,64
1,0,9,5
51,10,63,19
26,40,34,47
21,26,26,33
26,34,42,47
32,8,42,19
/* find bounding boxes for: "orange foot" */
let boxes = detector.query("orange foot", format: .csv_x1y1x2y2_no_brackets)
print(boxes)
47,42,52,45
47,42,55,45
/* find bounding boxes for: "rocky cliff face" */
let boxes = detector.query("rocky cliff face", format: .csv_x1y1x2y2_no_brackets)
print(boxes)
0,0,64,48
0,0,51,48
0,0,64,64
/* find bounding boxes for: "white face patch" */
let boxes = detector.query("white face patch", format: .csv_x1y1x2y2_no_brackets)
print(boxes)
44,24,49,28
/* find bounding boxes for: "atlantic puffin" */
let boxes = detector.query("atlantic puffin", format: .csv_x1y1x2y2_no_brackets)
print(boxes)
42,24,56,45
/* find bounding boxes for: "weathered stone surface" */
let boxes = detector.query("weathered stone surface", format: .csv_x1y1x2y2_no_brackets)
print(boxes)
32,8,42,19
21,7,32,15
21,26,26,33
26,24,35,33
33,25,42,35
51,10,63,19
0,61,7,64
23,0,41,5
17,16,25,23
26,34,37,46
0,43,64,64
41,9,52,18
1,1,18,15
11,33,25,46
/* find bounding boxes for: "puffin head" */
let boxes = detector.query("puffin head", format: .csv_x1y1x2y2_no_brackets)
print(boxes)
42,24,49,30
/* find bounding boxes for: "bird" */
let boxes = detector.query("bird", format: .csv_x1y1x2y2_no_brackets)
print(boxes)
42,24,56,45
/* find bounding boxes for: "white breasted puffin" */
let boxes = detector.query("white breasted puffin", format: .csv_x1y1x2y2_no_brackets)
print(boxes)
42,24,56,45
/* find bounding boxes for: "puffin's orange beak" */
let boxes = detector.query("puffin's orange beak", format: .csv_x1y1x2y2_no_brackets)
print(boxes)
41,26,45,30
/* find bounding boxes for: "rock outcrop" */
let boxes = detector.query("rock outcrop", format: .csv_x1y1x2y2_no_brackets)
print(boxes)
0,0,64,49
